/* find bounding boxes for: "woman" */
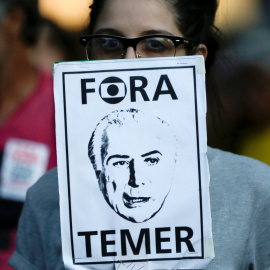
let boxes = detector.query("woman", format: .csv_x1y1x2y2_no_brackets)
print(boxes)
9,0,270,269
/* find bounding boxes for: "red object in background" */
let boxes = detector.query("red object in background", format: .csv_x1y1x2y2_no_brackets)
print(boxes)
0,70,57,170
0,230,16,270
0,70,57,269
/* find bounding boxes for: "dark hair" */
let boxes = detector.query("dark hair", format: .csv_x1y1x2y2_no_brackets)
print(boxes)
88,0,221,70
4,0,41,46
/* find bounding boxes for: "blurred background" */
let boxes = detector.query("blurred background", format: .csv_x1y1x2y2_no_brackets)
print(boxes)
38,0,259,32
0,0,270,269
207,0,270,166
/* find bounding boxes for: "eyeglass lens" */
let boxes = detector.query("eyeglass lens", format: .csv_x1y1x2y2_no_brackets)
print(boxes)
86,37,176,60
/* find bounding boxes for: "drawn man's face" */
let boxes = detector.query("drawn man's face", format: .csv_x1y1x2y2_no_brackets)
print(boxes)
100,121,176,223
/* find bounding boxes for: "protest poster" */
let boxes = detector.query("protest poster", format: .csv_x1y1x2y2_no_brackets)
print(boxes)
53,56,214,269
0,138,49,201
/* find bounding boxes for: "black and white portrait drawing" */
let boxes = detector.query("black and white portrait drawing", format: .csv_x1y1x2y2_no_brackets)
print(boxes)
88,108,178,223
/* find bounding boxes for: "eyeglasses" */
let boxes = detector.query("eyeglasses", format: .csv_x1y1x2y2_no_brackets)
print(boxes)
80,34,196,60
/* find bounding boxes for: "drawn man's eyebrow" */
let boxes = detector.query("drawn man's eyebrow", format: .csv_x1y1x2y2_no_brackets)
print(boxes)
141,150,162,157
106,155,130,165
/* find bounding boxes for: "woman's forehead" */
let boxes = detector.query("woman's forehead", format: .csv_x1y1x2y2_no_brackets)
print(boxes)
92,0,182,37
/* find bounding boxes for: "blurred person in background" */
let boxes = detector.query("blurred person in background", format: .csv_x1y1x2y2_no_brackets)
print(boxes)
28,18,84,72
0,0,57,268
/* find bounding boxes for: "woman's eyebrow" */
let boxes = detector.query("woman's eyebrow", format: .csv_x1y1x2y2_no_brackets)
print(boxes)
94,28,124,36
94,29,174,37
106,155,130,165
141,150,162,157
141,30,174,36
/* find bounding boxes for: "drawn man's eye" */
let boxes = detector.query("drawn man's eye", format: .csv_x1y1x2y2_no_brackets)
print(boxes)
113,161,129,168
144,157,160,166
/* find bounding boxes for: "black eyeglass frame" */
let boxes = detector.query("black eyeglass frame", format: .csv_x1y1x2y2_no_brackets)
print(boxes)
80,34,197,52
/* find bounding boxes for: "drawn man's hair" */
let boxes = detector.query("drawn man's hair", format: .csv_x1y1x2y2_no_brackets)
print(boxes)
88,108,177,172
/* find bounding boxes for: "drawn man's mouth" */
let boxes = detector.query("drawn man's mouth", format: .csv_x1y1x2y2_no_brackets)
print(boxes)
123,193,150,208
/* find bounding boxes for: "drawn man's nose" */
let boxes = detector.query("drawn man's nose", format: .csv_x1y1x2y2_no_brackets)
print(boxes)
128,159,139,188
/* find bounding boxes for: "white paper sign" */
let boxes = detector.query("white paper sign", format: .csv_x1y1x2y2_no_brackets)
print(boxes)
54,56,214,269
0,138,50,201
